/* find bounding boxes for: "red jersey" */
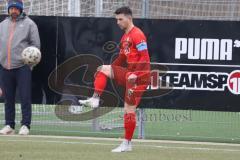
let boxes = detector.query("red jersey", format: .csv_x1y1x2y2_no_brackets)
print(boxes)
112,26,150,82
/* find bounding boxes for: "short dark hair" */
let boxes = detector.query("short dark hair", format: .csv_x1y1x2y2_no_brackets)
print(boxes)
114,6,132,16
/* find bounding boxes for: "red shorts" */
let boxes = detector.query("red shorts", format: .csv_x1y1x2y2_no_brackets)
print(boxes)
111,65,149,106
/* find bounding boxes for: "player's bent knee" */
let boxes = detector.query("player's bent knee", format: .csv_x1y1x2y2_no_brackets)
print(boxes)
97,65,112,78
103,65,113,78
97,65,103,71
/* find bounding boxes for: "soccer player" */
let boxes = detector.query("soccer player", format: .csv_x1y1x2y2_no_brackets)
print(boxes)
79,6,150,152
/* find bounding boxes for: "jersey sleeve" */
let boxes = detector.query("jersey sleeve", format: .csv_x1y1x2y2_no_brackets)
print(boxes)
131,31,151,84
133,31,148,53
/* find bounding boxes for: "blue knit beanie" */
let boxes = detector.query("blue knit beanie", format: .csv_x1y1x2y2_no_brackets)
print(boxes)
8,0,23,13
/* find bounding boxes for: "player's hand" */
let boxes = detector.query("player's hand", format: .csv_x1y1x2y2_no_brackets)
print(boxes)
128,73,137,84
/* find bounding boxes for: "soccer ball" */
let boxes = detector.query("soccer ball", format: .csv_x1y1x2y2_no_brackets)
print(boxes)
21,46,41,65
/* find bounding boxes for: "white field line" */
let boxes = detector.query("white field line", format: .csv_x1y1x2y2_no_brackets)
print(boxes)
1,135,240,147
2,139,240,152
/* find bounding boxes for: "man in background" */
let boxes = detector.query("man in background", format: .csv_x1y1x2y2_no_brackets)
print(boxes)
0,0,40,135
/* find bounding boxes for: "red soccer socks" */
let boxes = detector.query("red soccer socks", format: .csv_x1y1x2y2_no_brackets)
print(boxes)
94,71,107,96
124,112,136,141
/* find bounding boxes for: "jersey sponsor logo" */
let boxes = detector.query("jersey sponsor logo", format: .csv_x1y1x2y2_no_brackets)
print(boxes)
136,42,147,51
175,38,240,61
120,37,131,55
148,70,240,95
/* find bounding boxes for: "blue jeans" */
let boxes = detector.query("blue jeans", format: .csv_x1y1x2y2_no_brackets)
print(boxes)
2,65,32,129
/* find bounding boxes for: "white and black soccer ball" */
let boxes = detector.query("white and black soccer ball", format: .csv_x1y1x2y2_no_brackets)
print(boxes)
21,46,41,65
